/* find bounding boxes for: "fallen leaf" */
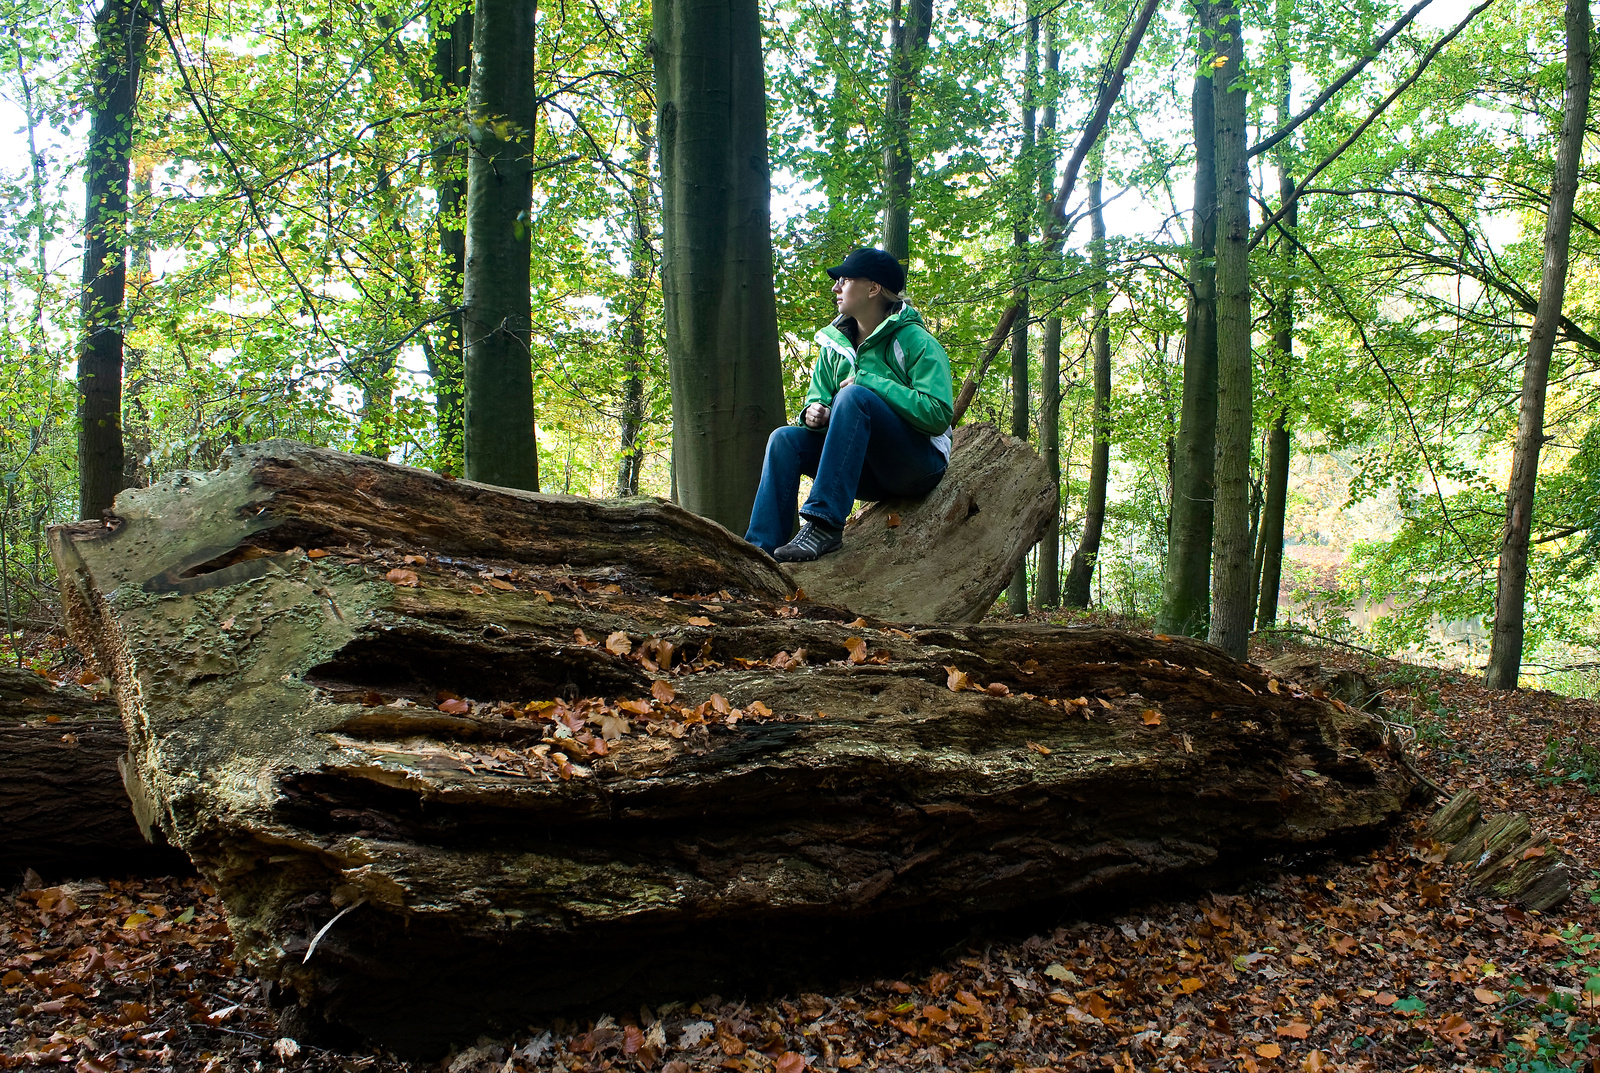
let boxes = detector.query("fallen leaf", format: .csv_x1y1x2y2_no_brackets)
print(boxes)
775,1053,808,1073
605,631,632,656
652,680,677,705
748,700,773,718
1302,1051,1329,1072
468,584,486,595
307,548,328,559
1276,1021,1310,1039
688,616,714,627
488,577,515,591
845,637,868,664
1255,1043,1281,1059
1522,845,1546,859
1044,964,1072,981
1437,1013,1475,1047
1374,992,1397,1006
945,666,972,692
1026,741,1051,755
715,1021,745,1056
847,617,869,628
1474,987,1501,1004
986,682,1011,697
385,568,420,587
437,698,470,715
403,554,426,565
1141,708,1162,726
887,512,901,527
1084,992,1112,1021
1267,678,1281,694
1180,977,1204,994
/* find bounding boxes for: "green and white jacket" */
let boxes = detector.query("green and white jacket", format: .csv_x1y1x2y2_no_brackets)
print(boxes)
802,303,955,458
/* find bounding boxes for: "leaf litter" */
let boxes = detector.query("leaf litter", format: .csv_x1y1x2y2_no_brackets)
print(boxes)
4,638,1598,1072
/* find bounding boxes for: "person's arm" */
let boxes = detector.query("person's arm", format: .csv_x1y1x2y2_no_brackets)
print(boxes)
802,347,846,414
852,329,955,434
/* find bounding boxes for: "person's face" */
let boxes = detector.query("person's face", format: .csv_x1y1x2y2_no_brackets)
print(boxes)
832,275,884,321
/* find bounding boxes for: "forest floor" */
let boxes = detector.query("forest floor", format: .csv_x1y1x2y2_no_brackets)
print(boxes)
2,628,1598,1073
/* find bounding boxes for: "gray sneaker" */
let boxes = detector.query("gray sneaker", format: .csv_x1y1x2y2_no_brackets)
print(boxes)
774,520,843,562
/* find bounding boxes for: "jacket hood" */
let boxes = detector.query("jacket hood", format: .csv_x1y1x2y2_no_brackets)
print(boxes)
816,302,925,354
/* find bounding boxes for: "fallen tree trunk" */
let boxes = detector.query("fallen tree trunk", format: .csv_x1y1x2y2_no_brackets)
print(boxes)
788,423,1055,623
0,665,184,878
51,440,1414,1058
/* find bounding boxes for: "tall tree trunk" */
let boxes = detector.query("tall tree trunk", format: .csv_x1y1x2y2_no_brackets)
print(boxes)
656,0,786,535
1208,0,1252,661
463,0,540,491
1157,2,1218,637
880,0,933,261
1485,0,1592,689
78,0,149,521
1007,9,1039,616
1036,17,1062,609
1255,0,1295,631
617,111,655,496
428,10,471,474
1065,167,1111,608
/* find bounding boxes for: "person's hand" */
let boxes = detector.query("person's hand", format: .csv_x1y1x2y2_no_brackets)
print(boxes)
803,403,831,429
839,375,855,389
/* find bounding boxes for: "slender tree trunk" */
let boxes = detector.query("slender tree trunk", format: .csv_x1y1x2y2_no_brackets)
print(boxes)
463,0,540,490
1255,0,1295,631
880,0,933,261
1007,10,1038,616
1065,168,1111,608
1485,0,1592,689
1208,0,1252,660
617,112,655,496
428,10,471,474
1036,17,1062,609
656,0,786,534
78,0,148,520
1157,2,1218,637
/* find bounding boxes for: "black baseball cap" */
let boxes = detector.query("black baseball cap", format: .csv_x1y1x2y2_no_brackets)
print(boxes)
826,248,906,296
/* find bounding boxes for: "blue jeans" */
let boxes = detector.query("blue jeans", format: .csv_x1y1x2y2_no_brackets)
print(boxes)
744,384,948,553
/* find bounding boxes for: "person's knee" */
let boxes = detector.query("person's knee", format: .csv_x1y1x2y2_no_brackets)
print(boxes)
832,383,872,413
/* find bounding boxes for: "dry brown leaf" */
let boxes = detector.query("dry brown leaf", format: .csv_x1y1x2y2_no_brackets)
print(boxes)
945,666,972,692
1026,741,1051,755
846,617,869,628
468,584,486,595
688,615,714,627
986,682,1010,697
1267,678,1282,694
1255,1043,1281,1059
748,699,773,718
845,637,868,664
1474,987,1501,1004
1276,1021,1310,1039
651,679,676,705
488,577,515,591
385,567,420,587
1303,1051,1330,1072
437,698,470,715
887,512,901,528
307,548,328,559
605,631,632,656
1141,708,1162,726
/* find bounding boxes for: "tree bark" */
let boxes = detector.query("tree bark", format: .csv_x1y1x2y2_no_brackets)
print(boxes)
427,8,471,474
1065,168,1111,608
880,0,933,262
1036,18,1062,610
617,111,655,496
1485,0,1591,690
1158,3,1218,638
462,0,540,491
0,666,185,877
51,440,1415,1058
656,0,786,535
788,423,1056,622
78,0,149,521
1007,10,1039,616
1207,0,1251,661
1256,39,1295,632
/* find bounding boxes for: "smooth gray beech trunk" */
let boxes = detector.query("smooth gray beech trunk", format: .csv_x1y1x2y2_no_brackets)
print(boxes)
427,9,471,472
1065,171,1111,608
1485,0,1592,689
78,0,148,520
880,0,934,262
1036,19,1062,609
1208,0,1252,661
1006,10,1039,616
617,112,654,496
1158,2,1218,638
656,0,785,535
462,0,540,491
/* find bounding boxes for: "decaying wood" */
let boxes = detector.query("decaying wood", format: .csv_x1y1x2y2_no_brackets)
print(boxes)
0,665,185,877
51,440,1414,1057
788,424,1054,623
1425,788,1569,912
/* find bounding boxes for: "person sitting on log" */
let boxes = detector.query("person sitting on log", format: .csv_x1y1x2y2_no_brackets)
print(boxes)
745,248,955,562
